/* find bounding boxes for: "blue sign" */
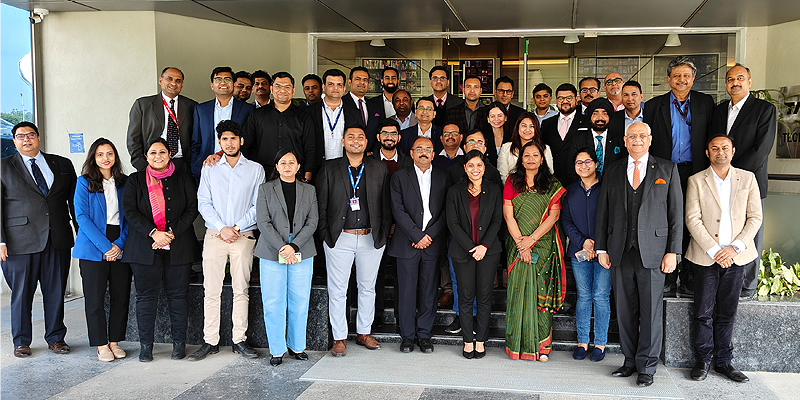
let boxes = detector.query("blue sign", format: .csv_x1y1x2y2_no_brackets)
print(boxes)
69,133,84,153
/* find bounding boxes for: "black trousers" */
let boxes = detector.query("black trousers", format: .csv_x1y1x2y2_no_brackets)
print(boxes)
396,251,439,340
78,225,132,346
130,251,191,344
373,252,399,326
1,237,70,346
612,248,665,375
665,162,694,291
692,261,747,366
453,252,500,343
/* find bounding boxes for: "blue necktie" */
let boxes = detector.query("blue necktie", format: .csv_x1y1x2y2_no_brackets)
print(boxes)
595,135,604,175
30,158,49,196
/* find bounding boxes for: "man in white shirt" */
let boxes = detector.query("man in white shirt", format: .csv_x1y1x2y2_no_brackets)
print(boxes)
372,66,398,119
190,120,265,361
399,98,443,154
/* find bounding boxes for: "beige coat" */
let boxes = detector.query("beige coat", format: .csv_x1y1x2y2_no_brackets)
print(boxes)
684,166,762,266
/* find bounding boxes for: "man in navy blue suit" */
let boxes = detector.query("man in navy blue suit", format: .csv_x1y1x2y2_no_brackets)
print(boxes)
190,66,254,180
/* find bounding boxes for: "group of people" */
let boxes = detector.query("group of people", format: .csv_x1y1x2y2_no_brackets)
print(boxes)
0,55,774,388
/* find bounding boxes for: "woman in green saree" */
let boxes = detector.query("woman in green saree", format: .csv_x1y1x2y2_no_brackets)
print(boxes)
502,141,566,361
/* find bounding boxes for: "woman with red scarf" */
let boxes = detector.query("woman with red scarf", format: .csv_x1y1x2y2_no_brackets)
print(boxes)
122,138,200,362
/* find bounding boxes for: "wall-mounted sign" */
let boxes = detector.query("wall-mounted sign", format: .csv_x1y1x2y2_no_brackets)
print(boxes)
776,85,800,159
69,133,84,153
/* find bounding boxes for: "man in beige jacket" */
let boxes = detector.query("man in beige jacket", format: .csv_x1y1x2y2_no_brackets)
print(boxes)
685,133,762,383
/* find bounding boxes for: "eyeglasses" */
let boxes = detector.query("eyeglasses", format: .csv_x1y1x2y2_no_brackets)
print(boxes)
430,76,448,82
556,95,575,102
413,147,435,153
580,87,599,93
379,131,398,137
605,78,624,86
14,132,37,140
625,133,651,139
496,89,514,95
465,140,485,146
273,84,293,91
574,159,595,166
416,106,434,113
213,77,233,83
442,132,460,137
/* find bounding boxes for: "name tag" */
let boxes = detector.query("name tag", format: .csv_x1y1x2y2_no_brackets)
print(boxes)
350,197,361,211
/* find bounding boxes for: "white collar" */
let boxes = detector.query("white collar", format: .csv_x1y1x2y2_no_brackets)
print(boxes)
439,148,465,159
162,92,178,103
627,152,649,165
380,149,398,162
729,93,749,111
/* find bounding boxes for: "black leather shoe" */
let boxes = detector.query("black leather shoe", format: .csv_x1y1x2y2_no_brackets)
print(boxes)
139,343,153,362
637,373,654,387
690,361,710,381
269,355,282,366
418,338,434,353
715,363,749,382
232,342,258,359
288,349,308,360
739,288,756,301
612,366,636,377
187,343,219,361
171,342,186,360
444,319,462,334
400,339,414,353
677,284,694,298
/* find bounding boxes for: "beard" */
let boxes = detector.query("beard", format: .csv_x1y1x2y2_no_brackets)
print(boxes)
591,121,608,132
383,83,398,93
381,142,397,151
223,149,241,158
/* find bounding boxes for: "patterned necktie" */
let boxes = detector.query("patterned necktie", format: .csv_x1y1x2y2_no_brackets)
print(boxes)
167,99,179,156
358,98,366,126
632,160,641,190
437,99,443,108
30,158,49,195
595,135,604,175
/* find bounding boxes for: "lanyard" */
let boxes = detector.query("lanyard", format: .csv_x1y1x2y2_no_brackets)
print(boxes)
324,105,343,134
162,97,179,126
348,163,365,196
672,98,691,126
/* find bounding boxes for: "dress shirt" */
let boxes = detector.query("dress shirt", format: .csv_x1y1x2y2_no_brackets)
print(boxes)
394,113,418,130
464,102,485,131
535,108,558,125
611,102,626,112
705,168,746,259
197,154,265,232
161,92,183,158
434,93,448,108
350,92,368,123
20,151,54,188
383,94,396,118
254,98,271,108
726,93,750,134
379,149,399,162
102,178,120,225
213,97,234,152
669,92,692,164
323,101,345,160
624,103,645,130
418,124,433,139
626,153,649,187
557,110,577,140
414,164,433,231
438,148,464,159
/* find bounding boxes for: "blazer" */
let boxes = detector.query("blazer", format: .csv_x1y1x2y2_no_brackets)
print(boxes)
343,93,383,152
127,93,198,171
254,179,319,261
398,124,443,155
1,152,77,253
72,175,129,261
541,111,588,187
684,166,762,266
424,93,465,128
316,156,391,249
710,96,776,198
576,125,627,174
121,168,200,266
304,100,362,174
445,180,503,262
594,155,683,269
190,97,254,178
561,179,601,256
387,166,448,258
643,90,714,175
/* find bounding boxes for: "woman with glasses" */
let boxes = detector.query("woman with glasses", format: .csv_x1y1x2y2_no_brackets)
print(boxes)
497,111,553,184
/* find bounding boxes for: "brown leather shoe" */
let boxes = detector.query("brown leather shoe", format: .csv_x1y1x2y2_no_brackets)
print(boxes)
13,345,31,358
48,340,71,354
438,292,454,307
331,339,346,357
356,334,381,350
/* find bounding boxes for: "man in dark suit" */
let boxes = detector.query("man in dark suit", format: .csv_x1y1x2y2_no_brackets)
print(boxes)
578,77,601,116
316,126,392,357
127,67,197,172
190,66,255,180
343,67,383,152
445,75,484,135
595,121,683,387
368,67,398,120
710,63,776,300
541,83,588,187
399,98,443,155
579,98,626,176
1,122,77,357
389,137,448,353
424,66,464,128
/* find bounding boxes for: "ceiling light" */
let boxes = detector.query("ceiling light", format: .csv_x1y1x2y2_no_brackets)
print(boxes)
370,39,386,47
465,37,480,46
563,34,580,44
665,34,681,47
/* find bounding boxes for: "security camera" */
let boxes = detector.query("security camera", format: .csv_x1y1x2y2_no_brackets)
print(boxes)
30,8,49,24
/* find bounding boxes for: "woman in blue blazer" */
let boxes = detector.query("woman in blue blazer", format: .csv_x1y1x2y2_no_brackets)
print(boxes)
72,138,130,362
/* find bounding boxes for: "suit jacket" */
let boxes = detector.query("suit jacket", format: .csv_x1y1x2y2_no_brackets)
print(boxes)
343,93,383,152
254,179,319,261
398,124,443,155
304,100,361,174
445,180,503,262
605,110,631,161
127,93,198,171
541,111,588,187
388,166,448,258
710,96,776,198
121,168,200,266
190,97,254,178
424,93,464,128
316,156,391,249
577,125,627,174
72,175,129,261
369,149,414,171
684,166,762,266
1,152,77,253
594,155,683,269
643,90,714,175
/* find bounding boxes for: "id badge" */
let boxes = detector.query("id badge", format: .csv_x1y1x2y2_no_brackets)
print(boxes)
350,197,361,211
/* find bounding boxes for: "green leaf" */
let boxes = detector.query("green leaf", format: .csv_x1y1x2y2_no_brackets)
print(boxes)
758,285,770,296
771,279,781,294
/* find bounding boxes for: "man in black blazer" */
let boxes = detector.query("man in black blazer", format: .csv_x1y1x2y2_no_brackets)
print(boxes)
368,67,398,120
424,66,464,128
343,67,383,152
388,137,448,354
595,121,683,387
542,83,588,187
1,122,77,357
316,126,392,357
127,67,197,172
710,64,777,299
399,98,444,155
578,98,627,176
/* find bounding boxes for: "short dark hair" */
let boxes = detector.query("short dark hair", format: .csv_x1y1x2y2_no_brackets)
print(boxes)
532,83,552,96
216,120,242,139
623,80,642,93
271,71,294,86
579,77,601,89
464,129,485,142
302,74,322,87
463,75,481,84
429,65,449,80
233,71,252,84
323,68,346,85
463,149,489,189
382,67,399,79
377,118,401,133
349,66,369,80
12,121,39,136
495,76,514,89
555,83,578,96
728,63,751,79
573,147,599,164
252,70,272,84
161,67,184,79
707,133,735,148
416,98,434,109
210,66,234,82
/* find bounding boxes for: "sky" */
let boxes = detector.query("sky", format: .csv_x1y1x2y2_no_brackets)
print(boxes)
1,4,33,115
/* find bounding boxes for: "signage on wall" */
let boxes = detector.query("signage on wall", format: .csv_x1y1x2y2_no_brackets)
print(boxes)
69,132,84,153
776,85,800,159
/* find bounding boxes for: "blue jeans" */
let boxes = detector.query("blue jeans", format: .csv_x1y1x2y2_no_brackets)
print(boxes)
260,257,313,356
571,257,611,345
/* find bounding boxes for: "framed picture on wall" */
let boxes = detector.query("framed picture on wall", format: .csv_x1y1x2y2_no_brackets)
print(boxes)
361,58,422,95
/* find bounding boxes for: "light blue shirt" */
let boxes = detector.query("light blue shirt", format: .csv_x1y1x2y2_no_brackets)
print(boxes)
669,92,692,164
20,151,54,189
624,102,645,130
197,154,265,232
394,113,418,130
536,108,558,125
213,97,234,152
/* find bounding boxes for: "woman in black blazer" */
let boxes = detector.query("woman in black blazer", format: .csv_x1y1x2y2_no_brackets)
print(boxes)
122,138,200,362
446,150,503,359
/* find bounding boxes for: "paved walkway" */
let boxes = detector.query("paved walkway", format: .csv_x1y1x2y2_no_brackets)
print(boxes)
1,294,796,400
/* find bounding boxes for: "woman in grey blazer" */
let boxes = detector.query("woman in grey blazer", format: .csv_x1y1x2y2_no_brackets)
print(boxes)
255,149,318,367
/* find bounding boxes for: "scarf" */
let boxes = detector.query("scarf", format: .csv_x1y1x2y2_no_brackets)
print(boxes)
145,161,175,231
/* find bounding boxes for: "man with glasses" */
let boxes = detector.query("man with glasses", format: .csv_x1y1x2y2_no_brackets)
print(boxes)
604,72,626,112
446,130,503,189
578,77,602,116
432,124,464,172
424,66,463,128
370,67,399,119
389,137,448,354
399,98,443,155
232,71,253,103
191,66,254,180
532,83,558,125
252,70,272,108
392,90,418,130
542,83,588,187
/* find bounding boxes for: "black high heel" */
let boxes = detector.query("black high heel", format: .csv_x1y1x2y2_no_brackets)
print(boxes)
288,349,308,361
462,342,475,359
139,343,153,362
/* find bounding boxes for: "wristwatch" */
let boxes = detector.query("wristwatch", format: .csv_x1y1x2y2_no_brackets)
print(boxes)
233,225,241,232
731,243,743,254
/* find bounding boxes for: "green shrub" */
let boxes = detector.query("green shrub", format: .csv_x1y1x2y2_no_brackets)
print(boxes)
758,249,800,297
